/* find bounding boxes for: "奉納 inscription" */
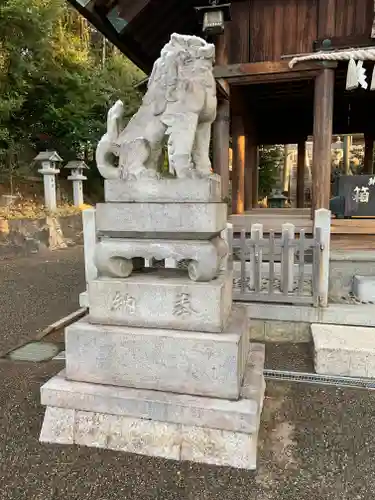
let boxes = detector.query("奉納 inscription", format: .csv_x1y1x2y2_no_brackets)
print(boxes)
173,292,198,318
110,292,136,314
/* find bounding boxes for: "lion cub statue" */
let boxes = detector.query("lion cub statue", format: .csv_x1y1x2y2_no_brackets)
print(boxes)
96,33,217,181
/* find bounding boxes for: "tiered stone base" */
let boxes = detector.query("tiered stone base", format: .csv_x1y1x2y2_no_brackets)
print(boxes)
40,344,265,470
65,306,247,399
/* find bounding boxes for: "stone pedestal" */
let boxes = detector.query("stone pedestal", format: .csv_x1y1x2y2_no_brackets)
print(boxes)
40,174,265,468
40,344,265,469
68,174,86,206
65,161,89,207
88,270,232,332
65,305,248,399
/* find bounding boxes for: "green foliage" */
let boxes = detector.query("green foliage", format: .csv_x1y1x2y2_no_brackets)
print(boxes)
0,0,144,189
258,145,284,198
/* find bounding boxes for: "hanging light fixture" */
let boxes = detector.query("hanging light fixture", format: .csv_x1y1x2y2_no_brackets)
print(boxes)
195,0,231,37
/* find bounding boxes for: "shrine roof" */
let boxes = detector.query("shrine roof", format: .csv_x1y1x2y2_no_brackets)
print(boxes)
68,0,228,73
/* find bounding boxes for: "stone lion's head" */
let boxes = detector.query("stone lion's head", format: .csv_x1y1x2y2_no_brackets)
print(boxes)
165,33,215,62
144,33,215,116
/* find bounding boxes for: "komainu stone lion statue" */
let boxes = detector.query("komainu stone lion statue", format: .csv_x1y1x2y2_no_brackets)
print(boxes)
96,33,217,180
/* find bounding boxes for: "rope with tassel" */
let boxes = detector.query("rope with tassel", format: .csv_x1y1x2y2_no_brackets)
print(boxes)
288,47,375,90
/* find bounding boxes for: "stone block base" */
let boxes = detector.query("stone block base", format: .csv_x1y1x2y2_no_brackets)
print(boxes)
95,202,227,239
312,323,375,377
88,269,232,333
104,175,222,203
40,345,265,470
66,305,249,400
94,236,228,282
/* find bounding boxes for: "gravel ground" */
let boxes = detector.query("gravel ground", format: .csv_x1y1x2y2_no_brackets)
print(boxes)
0,247,85,356
1,249,375,498
265,342,314,373
1,360,375,499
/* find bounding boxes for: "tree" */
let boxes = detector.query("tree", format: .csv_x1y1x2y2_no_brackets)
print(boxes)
258,145,284,198
0,0,144,193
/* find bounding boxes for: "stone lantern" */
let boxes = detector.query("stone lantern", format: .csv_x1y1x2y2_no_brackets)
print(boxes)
268,188,288,208
35,151,63,211
65,160,89,206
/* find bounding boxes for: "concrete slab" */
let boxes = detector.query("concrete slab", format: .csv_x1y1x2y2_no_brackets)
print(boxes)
353,275,375,302
9,342,59,362
244,302,375,327
65,306,249,400
88,269,232,333
312,323,375,377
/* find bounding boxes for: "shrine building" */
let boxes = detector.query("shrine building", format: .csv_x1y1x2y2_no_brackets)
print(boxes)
70,0,375,250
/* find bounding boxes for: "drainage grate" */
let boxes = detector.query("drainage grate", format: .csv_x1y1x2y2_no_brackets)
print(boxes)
264,369,375,390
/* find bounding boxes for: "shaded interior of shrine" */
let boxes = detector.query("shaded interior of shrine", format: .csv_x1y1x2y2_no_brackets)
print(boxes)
226,62,375,245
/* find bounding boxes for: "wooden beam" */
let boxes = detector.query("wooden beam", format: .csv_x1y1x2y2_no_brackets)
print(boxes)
68,0,152,72
117,0,150,22
364,133,374,174
214,31,230,96
314,35,375,51
213,100,230,201
297,139,306,208
312,68,334,211
214,61,337,82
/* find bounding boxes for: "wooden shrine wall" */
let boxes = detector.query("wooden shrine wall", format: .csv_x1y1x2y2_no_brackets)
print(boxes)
228,0,373,64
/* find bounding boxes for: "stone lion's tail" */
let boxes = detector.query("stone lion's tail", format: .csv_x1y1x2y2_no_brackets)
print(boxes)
95,134,119,180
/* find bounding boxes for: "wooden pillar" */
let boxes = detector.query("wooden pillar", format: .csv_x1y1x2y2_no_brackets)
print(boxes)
283,145,292,193
244,140,252,211
312,68,334,211
297,139,306,208
343,135,351,174
215,32,228,66
245,143,259,210
213,100,230,199
244,114,258,210
364,133,374,174
212,32,230,200
231,87,245,214
252,147,259,208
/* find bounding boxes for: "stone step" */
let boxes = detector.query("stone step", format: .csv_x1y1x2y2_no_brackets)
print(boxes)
353,275,375,303
312,323,375,378
40,344,265,470
66,305,249,400
43,344,264,434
